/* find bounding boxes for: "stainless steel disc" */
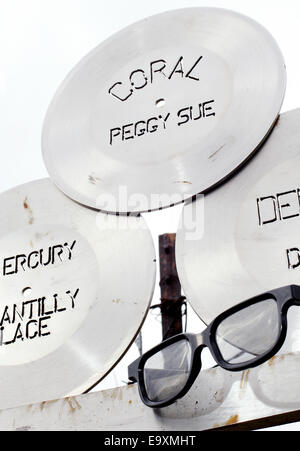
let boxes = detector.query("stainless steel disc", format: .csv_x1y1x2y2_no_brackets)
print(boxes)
42,8,286,214
177,109,300,324
0,179,156,409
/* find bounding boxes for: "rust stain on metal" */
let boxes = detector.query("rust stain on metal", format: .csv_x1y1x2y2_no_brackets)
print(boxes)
127,384,136,391
111,388,123,402
268,356,278,367
174,181,193,185
159,234,184,340
239,370,250,400
65,397,82,414
240,370,250,390
225,415,239,426
209,144,226,160
40,399,59,412
240,371,245,389
24,197,34,225
269,354,288,367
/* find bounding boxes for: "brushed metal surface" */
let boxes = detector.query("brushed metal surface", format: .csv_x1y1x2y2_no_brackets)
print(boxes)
42,8,286,213
0,179,156,409
177,109,300,323
2,350,300,431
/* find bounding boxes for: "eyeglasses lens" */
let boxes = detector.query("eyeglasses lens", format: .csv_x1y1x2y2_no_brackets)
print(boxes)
143,339,192,403
216,299,280,364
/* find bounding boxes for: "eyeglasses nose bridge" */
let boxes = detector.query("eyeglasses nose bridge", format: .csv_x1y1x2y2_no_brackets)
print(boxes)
195,333,209,359
195,333,204,347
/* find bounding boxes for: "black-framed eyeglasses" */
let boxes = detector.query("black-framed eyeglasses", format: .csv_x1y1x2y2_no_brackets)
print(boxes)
128,285,300,408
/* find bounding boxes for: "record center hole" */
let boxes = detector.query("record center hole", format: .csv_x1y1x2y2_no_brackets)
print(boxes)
22,287,32,299
156,98,166,108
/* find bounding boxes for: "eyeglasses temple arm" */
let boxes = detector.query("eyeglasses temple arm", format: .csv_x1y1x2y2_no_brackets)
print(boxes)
291,285,300,304
128,357,142,383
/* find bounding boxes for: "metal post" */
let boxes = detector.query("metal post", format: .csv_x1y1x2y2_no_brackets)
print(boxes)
159,234,185,340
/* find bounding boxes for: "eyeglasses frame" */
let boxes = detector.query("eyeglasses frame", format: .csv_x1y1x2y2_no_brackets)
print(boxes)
128,285,300,408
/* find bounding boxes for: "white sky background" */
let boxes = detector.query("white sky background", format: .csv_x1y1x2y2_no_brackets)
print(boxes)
1,0,300,431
